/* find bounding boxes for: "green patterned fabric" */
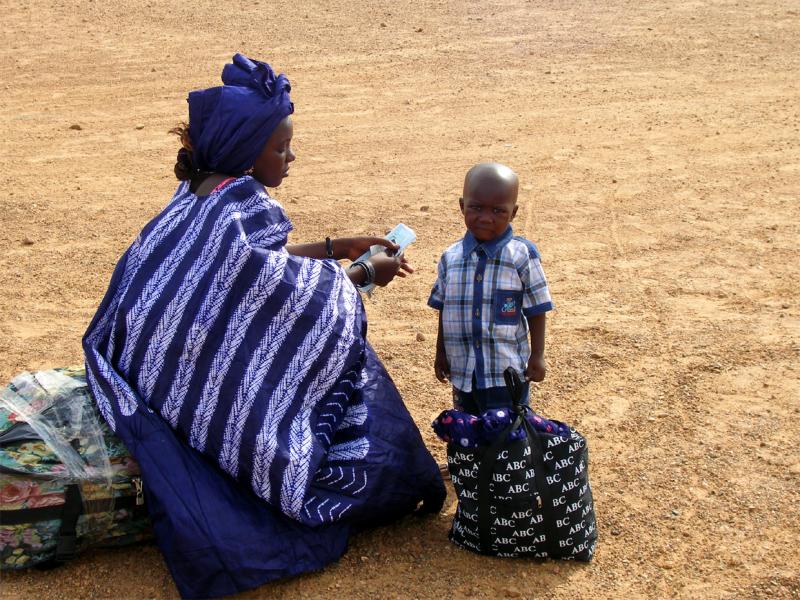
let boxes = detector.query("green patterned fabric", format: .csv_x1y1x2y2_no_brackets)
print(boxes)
0,367,152,569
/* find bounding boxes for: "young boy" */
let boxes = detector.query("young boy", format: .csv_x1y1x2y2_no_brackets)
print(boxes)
428,163,554,414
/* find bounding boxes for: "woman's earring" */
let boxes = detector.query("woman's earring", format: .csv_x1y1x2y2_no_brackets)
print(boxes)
244,167,254,175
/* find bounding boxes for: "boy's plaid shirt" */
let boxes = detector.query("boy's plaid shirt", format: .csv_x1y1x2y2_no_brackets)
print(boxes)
428,227,553,392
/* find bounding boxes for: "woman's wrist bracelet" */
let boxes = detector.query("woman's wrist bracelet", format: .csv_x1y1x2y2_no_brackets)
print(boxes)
350,262,368,282
349,262,369,286
351,259,375,289
325,236,335,259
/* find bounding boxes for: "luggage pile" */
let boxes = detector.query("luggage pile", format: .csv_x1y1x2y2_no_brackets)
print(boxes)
0,367,152,570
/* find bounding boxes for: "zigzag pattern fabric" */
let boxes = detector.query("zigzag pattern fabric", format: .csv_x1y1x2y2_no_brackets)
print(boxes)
82,176,445,597
85,176,370,521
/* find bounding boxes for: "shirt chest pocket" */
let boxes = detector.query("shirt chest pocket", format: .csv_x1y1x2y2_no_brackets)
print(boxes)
492,289,523,325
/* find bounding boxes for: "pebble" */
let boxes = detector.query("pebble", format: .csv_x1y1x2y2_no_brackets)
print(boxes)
671,509,680,516
21,237,35,246
419,205,430,212
611,528,621,536
502,587,523,598
589,351,603,359
69,123,82,130
416,332,426,342
136,124,145,130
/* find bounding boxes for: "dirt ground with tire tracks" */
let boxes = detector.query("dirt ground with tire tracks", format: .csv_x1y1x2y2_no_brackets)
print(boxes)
1,0,799,598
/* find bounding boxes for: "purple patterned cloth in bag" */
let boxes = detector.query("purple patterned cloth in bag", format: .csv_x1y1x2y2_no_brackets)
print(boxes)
432,407,570,448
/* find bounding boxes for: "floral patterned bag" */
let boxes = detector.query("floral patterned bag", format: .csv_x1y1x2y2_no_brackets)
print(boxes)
0,367,152,570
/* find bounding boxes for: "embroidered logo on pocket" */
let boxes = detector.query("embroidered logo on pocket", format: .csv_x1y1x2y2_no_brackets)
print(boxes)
493,290,523,325
500,298,516,316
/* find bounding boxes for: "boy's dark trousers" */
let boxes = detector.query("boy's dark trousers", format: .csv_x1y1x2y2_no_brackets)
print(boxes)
453,373,529,415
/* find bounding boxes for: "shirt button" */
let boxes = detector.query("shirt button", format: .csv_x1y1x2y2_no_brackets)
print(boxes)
475,340,481,348
476,274,482,282
475,309,480,317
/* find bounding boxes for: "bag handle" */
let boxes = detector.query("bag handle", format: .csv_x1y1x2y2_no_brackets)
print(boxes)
476,368,541,554
508,367,564,558
503,367,526,409
503,367,561,557
503,366,543,414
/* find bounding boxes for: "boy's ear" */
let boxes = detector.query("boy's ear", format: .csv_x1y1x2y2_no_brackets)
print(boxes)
511,205,519,220
459,197,465,212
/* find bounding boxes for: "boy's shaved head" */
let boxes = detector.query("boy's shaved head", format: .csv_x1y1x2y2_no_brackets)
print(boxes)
463,162,519,200
460,163,520,242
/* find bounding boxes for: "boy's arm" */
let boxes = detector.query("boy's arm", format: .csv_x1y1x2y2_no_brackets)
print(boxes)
434,311,450,383
525,313,547,382
516,241,552,383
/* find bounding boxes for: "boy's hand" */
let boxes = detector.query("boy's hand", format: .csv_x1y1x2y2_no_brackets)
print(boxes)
434,348,450,383
525,354,546,383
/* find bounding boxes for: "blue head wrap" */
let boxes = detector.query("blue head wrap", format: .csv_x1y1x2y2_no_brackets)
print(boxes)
187,54,294,175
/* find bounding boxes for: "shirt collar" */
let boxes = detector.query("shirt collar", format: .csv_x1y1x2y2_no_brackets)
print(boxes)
462,226,514,259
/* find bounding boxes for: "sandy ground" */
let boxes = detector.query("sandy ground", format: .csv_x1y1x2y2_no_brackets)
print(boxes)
1,0,799,598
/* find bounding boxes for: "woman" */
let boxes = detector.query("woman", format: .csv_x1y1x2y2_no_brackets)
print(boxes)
83,54,445,599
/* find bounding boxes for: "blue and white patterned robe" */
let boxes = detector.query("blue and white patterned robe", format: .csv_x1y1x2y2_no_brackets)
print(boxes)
83,176,444,598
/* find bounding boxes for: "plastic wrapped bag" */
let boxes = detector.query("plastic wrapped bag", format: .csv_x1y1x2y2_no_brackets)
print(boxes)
0,367,152,569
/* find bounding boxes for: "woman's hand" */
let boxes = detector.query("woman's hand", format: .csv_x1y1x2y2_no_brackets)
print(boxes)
335,237,399,261
368,252,414,286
